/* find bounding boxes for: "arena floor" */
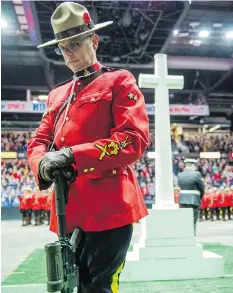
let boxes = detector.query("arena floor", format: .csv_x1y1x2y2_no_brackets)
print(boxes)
1,218,233,293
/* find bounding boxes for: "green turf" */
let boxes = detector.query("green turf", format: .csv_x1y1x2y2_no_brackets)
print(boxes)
2,249,47,286
2,243,233,292
203,243,233,275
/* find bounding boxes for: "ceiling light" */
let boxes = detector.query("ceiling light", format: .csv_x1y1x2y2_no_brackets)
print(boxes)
212,23,223,28
199,30,210,38
173,29,179,36
1,19,8,28
226,31,233,39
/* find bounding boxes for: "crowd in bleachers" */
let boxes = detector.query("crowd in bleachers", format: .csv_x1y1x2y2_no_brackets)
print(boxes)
2,131,233,153
148,132,233,153
1,160,35,207
1,131,33,152
1,131,233,208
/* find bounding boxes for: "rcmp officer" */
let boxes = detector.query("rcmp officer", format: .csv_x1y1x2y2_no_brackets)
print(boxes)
27,2,149,292
178,159,205,235
18,186,33,226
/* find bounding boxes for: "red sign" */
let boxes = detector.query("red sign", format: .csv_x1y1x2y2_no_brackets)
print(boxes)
7,103,25,110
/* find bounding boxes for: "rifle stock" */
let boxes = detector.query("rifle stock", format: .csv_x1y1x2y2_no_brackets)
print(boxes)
45,170,79,293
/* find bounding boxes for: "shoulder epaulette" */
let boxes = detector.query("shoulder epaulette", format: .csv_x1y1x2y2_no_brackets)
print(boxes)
54,78,73,89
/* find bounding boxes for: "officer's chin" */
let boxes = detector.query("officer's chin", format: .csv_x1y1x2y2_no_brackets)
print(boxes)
65,60,77,73
67,63,78,73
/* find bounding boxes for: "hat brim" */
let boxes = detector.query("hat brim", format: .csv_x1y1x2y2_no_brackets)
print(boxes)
37,21,113,48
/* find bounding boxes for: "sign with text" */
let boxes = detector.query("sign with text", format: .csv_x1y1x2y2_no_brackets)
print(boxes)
1,101,47,113
146,104,209,116
2,101,209,116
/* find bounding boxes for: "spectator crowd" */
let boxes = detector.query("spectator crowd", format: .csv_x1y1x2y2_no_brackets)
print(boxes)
1,131,33,152
1,131,233,207
148,132,233,153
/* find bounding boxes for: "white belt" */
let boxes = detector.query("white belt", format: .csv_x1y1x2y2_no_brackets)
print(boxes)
180,190,200,195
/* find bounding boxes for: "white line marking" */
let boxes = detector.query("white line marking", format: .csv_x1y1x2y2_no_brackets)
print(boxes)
2,276,233,287
2,284,45,288
2,272,25,275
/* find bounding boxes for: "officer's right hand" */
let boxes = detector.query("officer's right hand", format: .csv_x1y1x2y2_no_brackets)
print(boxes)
39,165,77,183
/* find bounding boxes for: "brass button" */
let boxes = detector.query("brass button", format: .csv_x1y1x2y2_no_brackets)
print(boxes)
73,98,76,101
89,168,95,171
124,166,128,170
65,117,69,121
91,98,95,102
112,169,117,174
84,169,88,173
61,137,65,142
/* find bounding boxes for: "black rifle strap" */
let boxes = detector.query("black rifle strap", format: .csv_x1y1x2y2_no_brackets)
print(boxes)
53,67,109,134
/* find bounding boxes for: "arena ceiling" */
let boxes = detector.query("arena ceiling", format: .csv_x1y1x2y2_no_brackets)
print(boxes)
1,0,233,127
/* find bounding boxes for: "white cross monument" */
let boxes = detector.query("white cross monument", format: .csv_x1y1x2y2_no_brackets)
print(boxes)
121,54,224,282
139,53,183,209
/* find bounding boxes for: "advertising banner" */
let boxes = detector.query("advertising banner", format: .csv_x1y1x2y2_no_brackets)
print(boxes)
146,104,209,116
2,101,209,116
1,101,46,113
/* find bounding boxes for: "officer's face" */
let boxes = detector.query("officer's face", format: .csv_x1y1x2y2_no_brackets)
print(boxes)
59,34,99,73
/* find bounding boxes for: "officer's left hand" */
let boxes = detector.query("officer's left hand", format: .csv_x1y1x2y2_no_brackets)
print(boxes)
39,148,75,182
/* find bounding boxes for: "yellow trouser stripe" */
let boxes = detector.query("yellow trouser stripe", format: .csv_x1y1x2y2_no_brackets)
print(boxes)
110,224,134,292
110,260,125,293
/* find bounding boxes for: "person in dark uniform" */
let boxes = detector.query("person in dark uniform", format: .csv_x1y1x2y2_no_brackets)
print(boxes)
178,159,205,236
27,2,149,292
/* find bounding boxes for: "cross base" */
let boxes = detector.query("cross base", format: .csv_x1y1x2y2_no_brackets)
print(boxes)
121,209,224,281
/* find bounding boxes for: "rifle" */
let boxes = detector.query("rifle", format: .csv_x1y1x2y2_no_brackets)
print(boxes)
44,170,80,293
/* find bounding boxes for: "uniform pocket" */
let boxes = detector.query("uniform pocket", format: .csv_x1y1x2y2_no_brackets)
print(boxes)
76,91,113,136
76,91,112,108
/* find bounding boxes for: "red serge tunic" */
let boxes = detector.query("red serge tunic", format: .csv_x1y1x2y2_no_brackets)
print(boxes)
27,63,149,234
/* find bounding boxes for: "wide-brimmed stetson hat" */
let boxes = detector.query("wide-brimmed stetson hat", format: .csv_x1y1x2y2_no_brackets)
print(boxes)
37,2,113,48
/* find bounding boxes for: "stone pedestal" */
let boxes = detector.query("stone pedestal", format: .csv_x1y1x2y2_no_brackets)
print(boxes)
121,209,224,281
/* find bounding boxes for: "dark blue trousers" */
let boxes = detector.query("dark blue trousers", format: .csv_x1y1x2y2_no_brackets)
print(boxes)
74,224,133,293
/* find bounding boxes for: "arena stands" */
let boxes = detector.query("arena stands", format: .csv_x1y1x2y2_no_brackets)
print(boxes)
144,132,233,153
175,133,233,153
1,159,35,207
1,131,33,152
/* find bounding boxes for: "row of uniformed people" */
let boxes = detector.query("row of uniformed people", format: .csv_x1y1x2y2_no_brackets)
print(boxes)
174,186,233,221
18,186,52,226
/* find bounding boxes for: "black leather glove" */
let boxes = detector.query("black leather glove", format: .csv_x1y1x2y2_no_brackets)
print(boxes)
55,166,77,183
39,148,75,182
